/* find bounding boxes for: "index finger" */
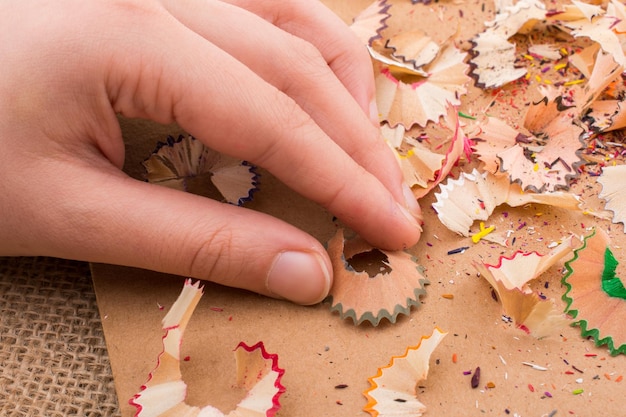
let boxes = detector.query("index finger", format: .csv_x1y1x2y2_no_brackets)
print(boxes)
104,6,421,249
162,0,415,210
213,0,424,226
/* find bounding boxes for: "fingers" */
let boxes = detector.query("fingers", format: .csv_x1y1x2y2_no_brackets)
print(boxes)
107,2,421,249
2,154,332,305
161,0,410,213
0,0,422,305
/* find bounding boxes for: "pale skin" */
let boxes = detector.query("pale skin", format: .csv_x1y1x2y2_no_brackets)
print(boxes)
0,0,422,305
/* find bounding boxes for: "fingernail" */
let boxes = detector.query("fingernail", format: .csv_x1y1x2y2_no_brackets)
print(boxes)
369,98,380,126
266,251,332,305
402,182,423,221
397,202,423,232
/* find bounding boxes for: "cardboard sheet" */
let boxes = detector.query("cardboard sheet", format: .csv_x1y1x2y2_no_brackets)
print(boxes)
93,1,626,416
93,184,626,416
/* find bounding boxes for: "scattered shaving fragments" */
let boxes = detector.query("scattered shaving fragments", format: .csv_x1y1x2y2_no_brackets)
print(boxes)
376,44,470,128
598,165,626,229
143,135,259,205
470,0,626,89
351,0,427,77
130,280,285,416
473,238,575,338
351,0,470,127
384,29,441,70
349,0,391,47
471,50,622,193
573,50,623,112
393,104,469,199
586,99,626,133
548,0,626,68
469,0,548,88
325,229,429,326
562,228,626,355
433,168,581,236
363,328,447,416
472,101,586,193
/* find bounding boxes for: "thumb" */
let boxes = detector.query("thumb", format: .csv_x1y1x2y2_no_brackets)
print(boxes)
10,157,333,305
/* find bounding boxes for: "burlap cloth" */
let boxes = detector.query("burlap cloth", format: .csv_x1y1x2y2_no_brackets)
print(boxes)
0,256,120,416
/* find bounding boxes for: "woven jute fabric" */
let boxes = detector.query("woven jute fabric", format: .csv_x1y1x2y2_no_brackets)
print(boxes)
0,257,120,416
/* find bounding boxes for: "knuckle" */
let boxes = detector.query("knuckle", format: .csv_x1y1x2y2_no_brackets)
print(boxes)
185,224,235,282
277,38,329,87
334,38,370,76
253,94,312,164
291,38,326,66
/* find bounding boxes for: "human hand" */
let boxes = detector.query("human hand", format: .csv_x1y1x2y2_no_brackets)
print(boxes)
0,0,422,305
